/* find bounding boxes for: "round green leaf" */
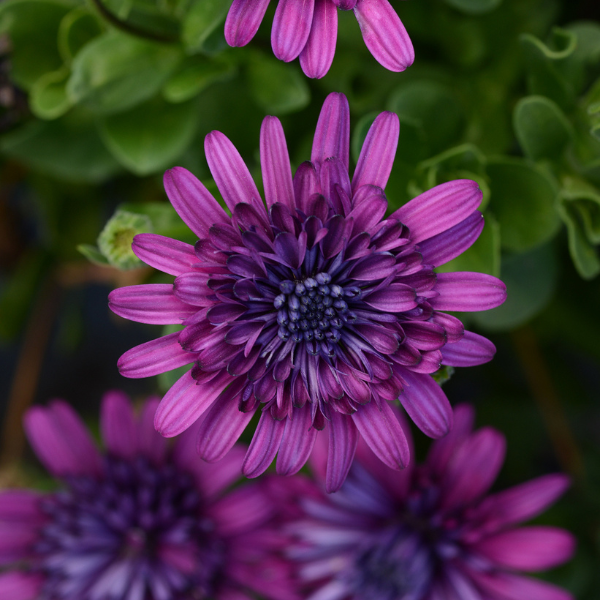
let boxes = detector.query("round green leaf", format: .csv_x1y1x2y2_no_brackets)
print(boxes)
58,8,103,63
30,66,72,119
163,57,235,103
487,157,561,252
444,0,502,15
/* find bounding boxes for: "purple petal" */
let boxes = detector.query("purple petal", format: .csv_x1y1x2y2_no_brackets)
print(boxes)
349,253,396,280
326,412,358,493
205,131,263,212
332,0,356,7
163,167,229,238
432,312,464,343
351,400,409,470
352,323,399,354
272,0,315,62
0,572,42,600
260,116,294,209
363,283,417,312
227,254,267,278
276,403,317,475
225,0,271,47
418,211,484,267
207,302,247,325
138,398,167,465
293,161,320,213
154,370,232,437
109,284,197,324
352,112,399,192
398,369,452,438
0,491,44,522
321,215,352,259
311,92,350,169
274,231,303,268
403,321,446,351
469,570,574,600
392,179,482,244
118,332,194,378
432,272,506,312
242,412,286,478
132,233,199,276
347,188,387,235
100,390,137,459
299,0,338,79
354,0,413,71
320,157,352,212
442,330,496,366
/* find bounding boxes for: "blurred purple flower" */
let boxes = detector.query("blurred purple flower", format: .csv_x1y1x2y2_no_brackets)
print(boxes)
109,92,506,492
283,404,576,600
225,0,414,78
0,392,296,600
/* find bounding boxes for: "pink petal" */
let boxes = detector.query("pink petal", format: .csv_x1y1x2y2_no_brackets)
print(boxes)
272,0,315,62
138,397,167,465
299,0,337,79
0,491,44,523
163,167,229,238
118,332,194,379
363,283,417,312
225,0,271,47
100,391,137,459
293,161,320,213
392,179,482,244
0,572,43,600
352,111,399,192
432,272,507,312
260,116,294,209
469,570,574,600
311,92,350,169
242,412,286,478
347,187,387,235
276,403,317,475
441,330,496,367
132,233,199,276
109,284,197,325
326,412,358,493
353,0,414,71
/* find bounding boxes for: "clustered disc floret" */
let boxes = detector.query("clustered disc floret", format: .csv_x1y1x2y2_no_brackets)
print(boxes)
109,92,507,492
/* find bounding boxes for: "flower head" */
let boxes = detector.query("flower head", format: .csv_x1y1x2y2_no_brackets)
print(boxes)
0,393,295,600
283,404,576,600
110,92,506,492
225,0,414,78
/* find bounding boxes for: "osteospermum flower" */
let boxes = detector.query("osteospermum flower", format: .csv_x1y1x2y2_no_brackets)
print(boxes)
0,393,295,600
109,92,506,492
225,0,414,78
284,404,576,600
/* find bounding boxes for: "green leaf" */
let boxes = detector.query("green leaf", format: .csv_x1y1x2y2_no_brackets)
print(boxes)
119,201,196,243
77,243,110,266
564,21,600,93
67,30,182,114
57,8,103,63
182,0,230,52
513,96,573,161
472,244,558,331
0,0,71,90
0,109,121,182
163,57,235,103
487,157,561,252
443,0,502,15
29,66,72,119
437,212,500,277
98,97,199,175
247,51,310,115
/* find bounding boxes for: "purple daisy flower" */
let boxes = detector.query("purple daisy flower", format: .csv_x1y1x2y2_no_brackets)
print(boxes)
109,92,506,492
0,392,296,600
283,404,576,600
225,0,414,78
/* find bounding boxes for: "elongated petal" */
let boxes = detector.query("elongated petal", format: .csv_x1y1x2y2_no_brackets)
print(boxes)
0,572,42,600
109,284,196,324
352,112,399,192
272,0,315,62
312,92,350,168
432,272,506,312
154,370,231,437
475,527,576,571
354,0,414,72
118,332,194,378
392,180,482,244
242,412,286,477
132,234,198,276
418,211,484,267
351,400,409,470
326,412,358,493
398,369,452,438
442,331,496,366
225,0,271,47
138,397,167,465
0,491,44,522
100,391,138,459
293,161,320,213
300,0,337,79
277,403,317,475
260,116,294,209
205,131,262,212
347,188,387,235
363,283,417,312
469,570,574,600
163,167,229,238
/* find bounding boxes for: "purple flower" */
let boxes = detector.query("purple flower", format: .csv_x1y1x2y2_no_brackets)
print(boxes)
109,92,506,492
225,0,414,78
283,404,576,600
0,392,296,600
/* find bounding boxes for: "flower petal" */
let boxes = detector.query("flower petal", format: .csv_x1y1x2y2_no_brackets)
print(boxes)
299,0,338,79
0,572,43,600
276,403,317,475
138,397,167,465
363,283,417,312
311,92,350,169
469,570,574,600
132,233,199,276
293,161,320,213
272,0,315,62
225,0,271,47
100,391,137,459
260,116,294,209
441,330,496,367
242,412,286,478
326,412,358,493
432,272,506,312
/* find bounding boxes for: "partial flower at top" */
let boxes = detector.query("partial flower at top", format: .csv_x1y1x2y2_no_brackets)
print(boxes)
282,404,576,600
224,0,414,78
0,392,295,600
109,92,506,492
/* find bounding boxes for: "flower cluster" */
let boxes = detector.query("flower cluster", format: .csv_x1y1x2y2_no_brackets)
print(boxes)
0,393,295,600
225,0,414,78
283,404,575,600
109,92,506,492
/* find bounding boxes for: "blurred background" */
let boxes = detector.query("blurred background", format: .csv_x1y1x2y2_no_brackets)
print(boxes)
0,0,599,596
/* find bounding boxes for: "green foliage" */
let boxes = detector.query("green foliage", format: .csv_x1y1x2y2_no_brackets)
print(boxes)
182,0,229,53
443,0,503,15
